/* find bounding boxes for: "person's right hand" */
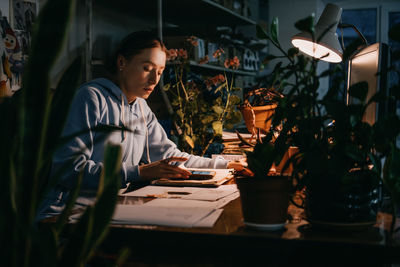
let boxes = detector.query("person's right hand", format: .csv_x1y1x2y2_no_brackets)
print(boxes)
138,157,191,181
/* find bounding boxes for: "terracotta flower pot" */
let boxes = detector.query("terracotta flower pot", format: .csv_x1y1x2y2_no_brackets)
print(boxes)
236,175,290,231
239,104,277,133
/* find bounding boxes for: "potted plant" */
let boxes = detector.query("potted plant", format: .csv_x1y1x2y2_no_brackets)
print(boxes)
163,40,242,156
238,85,283,136
255,14,400,233
0,0,127,265
235,136,295,231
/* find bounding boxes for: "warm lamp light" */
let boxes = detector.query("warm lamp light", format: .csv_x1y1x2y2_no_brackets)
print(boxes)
291,3,343,63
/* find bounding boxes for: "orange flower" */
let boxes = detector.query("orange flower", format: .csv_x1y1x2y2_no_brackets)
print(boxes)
186,36,198,47
224,59,230,68
223,56,240,70
217,74,225,82
212,48,225,59
207,74,226,86
166,49,178,61
232,56,240,69
177,48,188,59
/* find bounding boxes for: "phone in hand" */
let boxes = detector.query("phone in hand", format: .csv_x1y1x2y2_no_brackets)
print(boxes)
188,170,216,180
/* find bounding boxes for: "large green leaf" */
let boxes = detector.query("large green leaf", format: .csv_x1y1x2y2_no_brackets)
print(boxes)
84,144,121,260
45,56,83,157
294,14,315,34
348,81,368,102
37,56,83,199
58,145,121,265
342,38,364,62
54,171,83,234
58,207,95,267
19,0,76,225
270,17,279,44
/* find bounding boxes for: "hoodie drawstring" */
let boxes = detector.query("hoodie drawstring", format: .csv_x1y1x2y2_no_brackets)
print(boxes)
120,94,126,141
139,100,151,164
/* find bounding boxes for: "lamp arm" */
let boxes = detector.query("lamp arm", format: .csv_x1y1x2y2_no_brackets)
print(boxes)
338,23,368,45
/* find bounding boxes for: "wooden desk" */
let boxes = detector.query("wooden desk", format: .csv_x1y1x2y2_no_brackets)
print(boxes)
93,194,400,266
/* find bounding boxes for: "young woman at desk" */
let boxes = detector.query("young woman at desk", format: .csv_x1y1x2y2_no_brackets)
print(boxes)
39,31,243,217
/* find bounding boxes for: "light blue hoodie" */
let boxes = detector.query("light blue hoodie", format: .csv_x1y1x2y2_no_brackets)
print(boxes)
38,78,228,218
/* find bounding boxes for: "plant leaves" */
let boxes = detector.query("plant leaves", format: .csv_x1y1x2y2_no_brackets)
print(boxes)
212,121,223,135
256,24,269,40
229,94,241,105
83,144,121,260
19,0,76,224
270,17,279,44
163,83,170,91
342,38,364,62
58,207,94,267
294,14,315,33
348,81,368,102
54,171,83,234
201,115,214,124
262,54,279,64
212,105,224,115
288,47,299,58
184,135,195,148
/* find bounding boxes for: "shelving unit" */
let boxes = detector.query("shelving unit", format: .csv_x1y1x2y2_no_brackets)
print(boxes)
188,60,257,76
92,0,256,27
85,0,261,118
162,0,256,26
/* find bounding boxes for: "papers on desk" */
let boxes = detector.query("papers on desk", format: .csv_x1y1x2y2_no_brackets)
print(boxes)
122,184,238,201
151,168,233,187
109,184,239,228
111,204,222,228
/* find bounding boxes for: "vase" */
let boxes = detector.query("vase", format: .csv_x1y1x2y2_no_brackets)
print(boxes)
239,104,277,133
303,170,380,230
236,175,290,231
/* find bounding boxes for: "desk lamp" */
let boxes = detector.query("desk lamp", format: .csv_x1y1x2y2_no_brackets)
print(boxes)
291,3,343,63
291,3,390,125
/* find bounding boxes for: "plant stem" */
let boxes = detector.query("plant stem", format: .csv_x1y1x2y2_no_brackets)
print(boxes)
201,135,215,156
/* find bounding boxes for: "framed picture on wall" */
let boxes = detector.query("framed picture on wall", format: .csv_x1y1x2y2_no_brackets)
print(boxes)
0,0,36,98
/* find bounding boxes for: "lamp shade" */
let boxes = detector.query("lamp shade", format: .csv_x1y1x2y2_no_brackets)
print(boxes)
291,3,343,63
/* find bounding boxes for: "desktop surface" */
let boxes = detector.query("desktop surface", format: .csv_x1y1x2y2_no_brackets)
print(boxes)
89,193,400,266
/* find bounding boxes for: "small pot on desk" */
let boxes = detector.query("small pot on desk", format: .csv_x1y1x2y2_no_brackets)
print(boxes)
235,174,290,231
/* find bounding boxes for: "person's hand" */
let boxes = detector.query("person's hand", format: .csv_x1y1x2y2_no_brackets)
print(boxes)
139,157,192,180
227,158,247,171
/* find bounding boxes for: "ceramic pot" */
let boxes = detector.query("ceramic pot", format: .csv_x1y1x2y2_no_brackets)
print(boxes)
303,170,380,228
236,175,289,230
239,104,277,133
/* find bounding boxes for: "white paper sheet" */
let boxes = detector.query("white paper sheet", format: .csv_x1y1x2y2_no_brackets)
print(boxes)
142,199,226,227
121,184,238,202
193,209,224,227
143,191,239,209
110,204,216,228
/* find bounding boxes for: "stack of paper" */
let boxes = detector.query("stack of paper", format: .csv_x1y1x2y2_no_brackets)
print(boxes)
113,184,240,227
111,204,222,228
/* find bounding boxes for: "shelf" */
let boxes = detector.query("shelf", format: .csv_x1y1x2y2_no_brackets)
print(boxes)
187,60,257,76
94,0,256,27
94,59,257,76
163,0,256,26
